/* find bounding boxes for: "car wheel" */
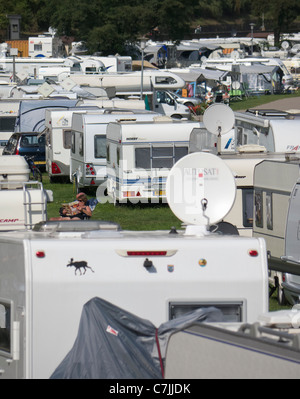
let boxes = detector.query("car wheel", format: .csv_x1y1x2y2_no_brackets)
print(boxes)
184,102,194,108
171,114,182,119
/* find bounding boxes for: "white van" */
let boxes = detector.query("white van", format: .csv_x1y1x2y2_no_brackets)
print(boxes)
70,110,161,189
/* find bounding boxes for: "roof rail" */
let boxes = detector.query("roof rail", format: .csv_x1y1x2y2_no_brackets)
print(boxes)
33,220,121,232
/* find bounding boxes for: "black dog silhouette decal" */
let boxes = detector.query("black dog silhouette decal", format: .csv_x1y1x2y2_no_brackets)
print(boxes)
67,258,95,275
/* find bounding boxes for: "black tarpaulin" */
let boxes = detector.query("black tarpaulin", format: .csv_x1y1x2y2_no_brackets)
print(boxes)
50,297,223,379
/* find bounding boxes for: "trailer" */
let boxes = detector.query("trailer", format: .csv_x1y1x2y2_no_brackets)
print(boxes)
164,308,300,379
44,106,101,181
253,156,300,277
0,152,269,378
0,100,20,154
106,119,201,204
189,108,300,155
0,155,51,230
234,109,300,153
70,110,161,189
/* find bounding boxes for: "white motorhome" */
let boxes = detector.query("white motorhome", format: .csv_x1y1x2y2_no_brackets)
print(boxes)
106,119,201,204
0,100,20,154
70,110,161,189
69,69,186,93
0,152,269,378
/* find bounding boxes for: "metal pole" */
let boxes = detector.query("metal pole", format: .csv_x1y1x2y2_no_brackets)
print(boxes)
140,48,144,100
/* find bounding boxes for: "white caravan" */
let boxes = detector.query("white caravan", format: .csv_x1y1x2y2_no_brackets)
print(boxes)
70,110,161,189
253,156,300,276
44,106,101,181
106,119,201,203
0,100,19,154
234,109,300,153
0,152,268,378
165,308,300,379
191,109,300,155
0,155,50,230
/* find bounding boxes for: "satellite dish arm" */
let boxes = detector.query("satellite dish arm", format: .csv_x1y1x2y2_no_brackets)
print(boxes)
201,198,210,228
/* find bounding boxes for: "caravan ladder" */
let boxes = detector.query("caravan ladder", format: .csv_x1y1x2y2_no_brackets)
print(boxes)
23,181,47,229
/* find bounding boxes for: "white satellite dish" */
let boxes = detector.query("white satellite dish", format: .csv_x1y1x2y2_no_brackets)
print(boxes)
203,103,235,136
232,81,241,90
166,152,236,233
231,50,240,60
281,41,290,50
291,44,300,55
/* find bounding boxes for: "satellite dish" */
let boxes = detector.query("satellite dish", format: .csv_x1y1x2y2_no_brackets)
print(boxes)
281,41,290,50
232,81,241,90
166,152,236,232
203,103,235,136
231,50,240,60
291,44,300,55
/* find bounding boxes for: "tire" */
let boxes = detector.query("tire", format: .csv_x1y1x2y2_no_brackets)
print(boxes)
171,114,182,119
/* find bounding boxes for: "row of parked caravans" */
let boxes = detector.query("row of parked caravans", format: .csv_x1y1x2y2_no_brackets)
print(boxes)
45,106,300,296
2,105,300,378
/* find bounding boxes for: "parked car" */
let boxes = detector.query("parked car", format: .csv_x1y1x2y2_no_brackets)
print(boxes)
2,132,46,167
167,91,202,107
282,273,300,305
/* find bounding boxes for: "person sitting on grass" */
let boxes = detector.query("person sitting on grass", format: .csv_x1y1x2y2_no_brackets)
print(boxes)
50,192,92,221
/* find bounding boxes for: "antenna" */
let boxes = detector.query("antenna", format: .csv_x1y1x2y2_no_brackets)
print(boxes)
203,103,235,153
166,152,236,236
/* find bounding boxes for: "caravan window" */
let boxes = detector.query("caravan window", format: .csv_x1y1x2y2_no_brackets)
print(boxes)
266,192,273,230
79,133,84,156
242,188,254,227
135,146,188,169
63,130,72,149
0,300,11,354
155,76,176,85
0,117,16,132
254,190,263,228
94,135,106,158
71,132,75,153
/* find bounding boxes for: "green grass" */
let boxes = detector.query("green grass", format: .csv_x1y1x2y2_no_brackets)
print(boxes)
44,175,182,231
229,91,300,111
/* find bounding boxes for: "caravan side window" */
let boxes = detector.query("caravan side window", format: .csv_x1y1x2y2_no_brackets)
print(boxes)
79,133,84,156
63,130,72,149
266,191,273,230
0,300,11,354
94,135,106,158
254,190,263,228
71,132,75,153
242,188,254,227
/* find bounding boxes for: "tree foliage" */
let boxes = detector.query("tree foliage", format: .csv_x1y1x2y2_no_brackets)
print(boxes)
0,0,299,54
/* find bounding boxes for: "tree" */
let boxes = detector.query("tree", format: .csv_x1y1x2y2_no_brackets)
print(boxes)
251,0,300,46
